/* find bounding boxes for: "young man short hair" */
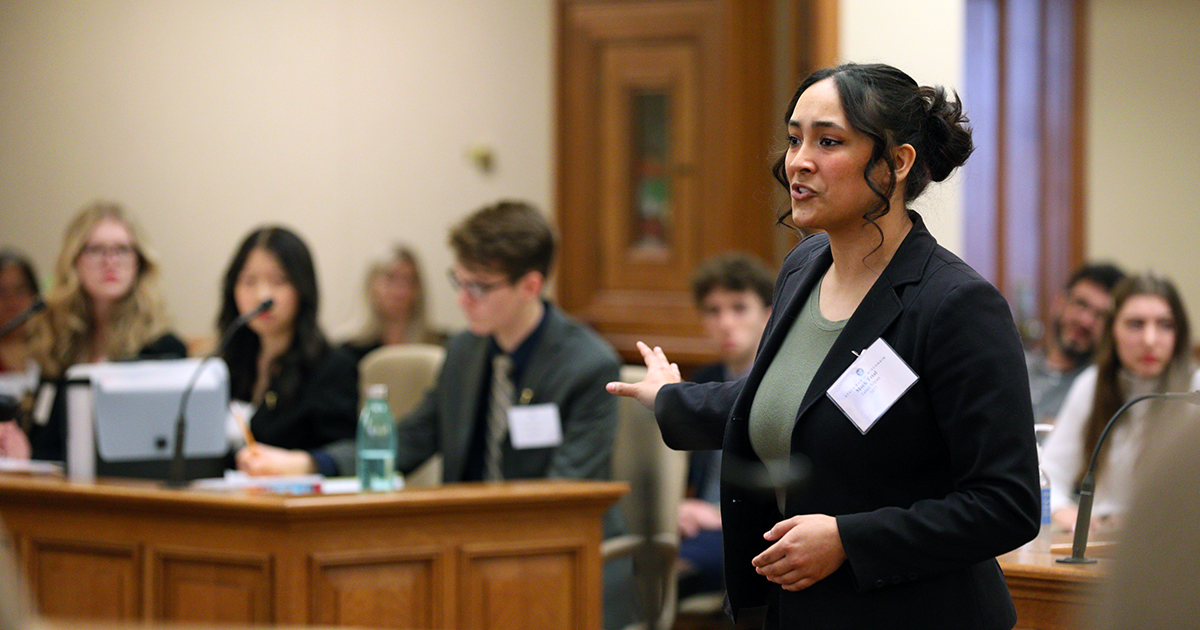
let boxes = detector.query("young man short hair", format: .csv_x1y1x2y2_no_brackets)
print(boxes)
358,200,634,628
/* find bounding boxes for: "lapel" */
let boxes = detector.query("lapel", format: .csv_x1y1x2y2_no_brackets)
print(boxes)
446,334,490,480
737,212,937,430
519,305,564,402
745,239,830,408
794,211,937,422
725,234,829,451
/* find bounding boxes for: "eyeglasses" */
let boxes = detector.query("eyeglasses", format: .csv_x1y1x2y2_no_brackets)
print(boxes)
1067,294,1111,321
79,243,137,264
447,269,508,300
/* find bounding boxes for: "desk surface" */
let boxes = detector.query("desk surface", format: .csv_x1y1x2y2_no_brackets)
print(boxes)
0,473,626,520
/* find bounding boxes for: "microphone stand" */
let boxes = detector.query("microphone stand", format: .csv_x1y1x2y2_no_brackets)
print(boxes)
1058,390,1200,563
165,299,273,488
0,298,45,339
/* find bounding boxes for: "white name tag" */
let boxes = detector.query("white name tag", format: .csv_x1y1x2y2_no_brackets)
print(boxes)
826,338,918,434
32,383,55,426
507,403,563,449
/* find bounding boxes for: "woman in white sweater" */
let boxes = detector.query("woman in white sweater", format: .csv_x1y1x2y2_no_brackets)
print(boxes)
1043,273,1198,533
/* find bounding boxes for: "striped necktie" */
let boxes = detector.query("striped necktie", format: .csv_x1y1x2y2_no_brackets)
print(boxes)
485,354,513,481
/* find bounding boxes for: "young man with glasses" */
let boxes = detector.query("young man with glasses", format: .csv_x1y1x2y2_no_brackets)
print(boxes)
1027,262,1126,424
331,200,634,628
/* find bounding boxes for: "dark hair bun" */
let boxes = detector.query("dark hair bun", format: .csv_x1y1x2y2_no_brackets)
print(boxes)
919,86,974,183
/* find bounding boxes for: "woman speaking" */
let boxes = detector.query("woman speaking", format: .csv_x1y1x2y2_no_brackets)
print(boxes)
609,63,1040,629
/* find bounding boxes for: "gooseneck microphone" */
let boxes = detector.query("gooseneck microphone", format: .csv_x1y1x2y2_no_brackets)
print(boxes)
0,298,46,338
1057,389,1200,563
165,298,273,487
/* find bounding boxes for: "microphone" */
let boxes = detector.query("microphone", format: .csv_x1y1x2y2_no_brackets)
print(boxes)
1057,390,1200,563
0,298,45,338
165,298,273,487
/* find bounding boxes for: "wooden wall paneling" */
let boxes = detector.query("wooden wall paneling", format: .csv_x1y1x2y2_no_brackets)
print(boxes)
792,0,838,72
151,546,273,624
712,0,774,259
309,548,448,629
1038,0,1086,324
25,537,140,620
1,476,621,629
963,0,1085,335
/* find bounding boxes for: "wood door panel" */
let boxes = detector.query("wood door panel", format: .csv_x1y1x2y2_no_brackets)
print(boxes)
310,548,448,629
558,0,779,366
152,547,272,624
26,538,140,620
458,541,585,630
598,42,699,289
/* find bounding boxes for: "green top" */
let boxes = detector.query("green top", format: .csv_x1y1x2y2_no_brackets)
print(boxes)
748,276,846,512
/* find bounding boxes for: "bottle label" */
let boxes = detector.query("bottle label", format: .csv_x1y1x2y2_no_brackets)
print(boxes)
1041,486,1051,526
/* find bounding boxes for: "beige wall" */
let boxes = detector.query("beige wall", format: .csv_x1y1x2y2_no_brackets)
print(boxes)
839,0,966,256
1086,0,1200,314
0,0,553,340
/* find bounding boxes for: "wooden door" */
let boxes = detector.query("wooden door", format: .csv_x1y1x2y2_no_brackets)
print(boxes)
556,0,830,367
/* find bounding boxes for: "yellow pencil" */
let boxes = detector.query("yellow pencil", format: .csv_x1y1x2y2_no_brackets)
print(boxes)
235,411,257,449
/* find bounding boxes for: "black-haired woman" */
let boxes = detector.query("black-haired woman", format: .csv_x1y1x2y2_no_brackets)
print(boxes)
610,63,1040,629
218,226,357,476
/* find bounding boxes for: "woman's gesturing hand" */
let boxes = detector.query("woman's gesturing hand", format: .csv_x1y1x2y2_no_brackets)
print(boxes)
605,341,682,410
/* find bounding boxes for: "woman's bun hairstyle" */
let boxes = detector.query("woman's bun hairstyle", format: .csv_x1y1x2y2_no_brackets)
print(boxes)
917,85,974,185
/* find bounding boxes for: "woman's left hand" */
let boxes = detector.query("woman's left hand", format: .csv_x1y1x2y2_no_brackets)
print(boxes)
752,514,847,591
235,443,316,476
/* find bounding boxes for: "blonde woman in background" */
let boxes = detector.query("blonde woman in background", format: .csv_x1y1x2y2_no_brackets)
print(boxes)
17,202,185,461
341,245,443,363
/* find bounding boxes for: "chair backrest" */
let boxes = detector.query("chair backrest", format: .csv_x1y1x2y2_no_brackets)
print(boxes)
359,343,446,416
359,344,446,486
611,364,689,630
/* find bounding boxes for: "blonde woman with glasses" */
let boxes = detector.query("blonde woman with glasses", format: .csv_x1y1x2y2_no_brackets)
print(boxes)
12,202,186,462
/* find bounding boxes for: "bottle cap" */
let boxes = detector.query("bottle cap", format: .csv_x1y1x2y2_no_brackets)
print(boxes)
367,384,388,400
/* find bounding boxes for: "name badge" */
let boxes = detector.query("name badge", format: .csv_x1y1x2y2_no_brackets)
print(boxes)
826,338,918,434
33,383,56,426
507,403,563,449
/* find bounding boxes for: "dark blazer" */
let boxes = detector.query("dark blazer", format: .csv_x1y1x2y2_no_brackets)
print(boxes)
28,333,188,461
656,212,1040,629
386,303,620,483
240,345,358,454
